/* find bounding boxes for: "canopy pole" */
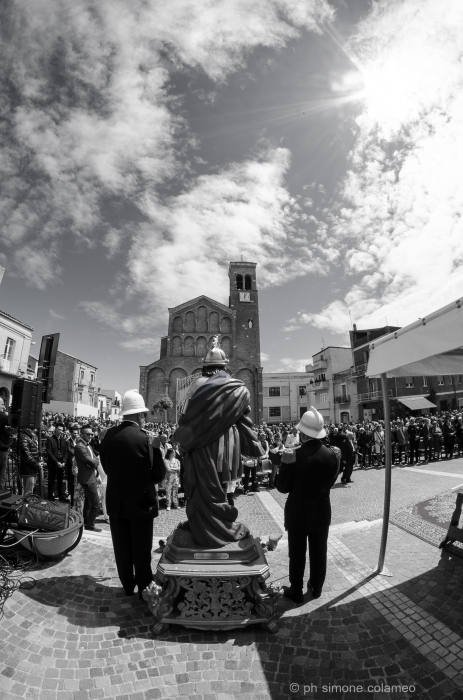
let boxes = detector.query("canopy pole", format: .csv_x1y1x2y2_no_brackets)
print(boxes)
376,372,392,574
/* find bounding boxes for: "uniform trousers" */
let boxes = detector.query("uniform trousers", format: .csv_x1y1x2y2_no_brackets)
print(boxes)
287,527,329,596
109,517,154,595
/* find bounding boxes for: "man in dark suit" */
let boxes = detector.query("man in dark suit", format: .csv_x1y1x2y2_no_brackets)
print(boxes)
66,423,80,506
46,422,69,501
277,406,339,604
75,424,101,531
99,390,166,599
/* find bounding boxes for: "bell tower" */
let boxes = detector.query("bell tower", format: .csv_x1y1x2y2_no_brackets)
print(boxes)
228,262,263,423
228,262,261,365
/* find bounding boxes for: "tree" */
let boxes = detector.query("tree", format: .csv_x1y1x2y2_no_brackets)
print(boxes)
152,394,173,422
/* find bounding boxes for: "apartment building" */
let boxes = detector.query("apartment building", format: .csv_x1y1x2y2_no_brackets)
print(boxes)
99,389,122,420
306,347,352,422
43,350,99,418
348,325,462,419
0,309,34,407
263,371,314,424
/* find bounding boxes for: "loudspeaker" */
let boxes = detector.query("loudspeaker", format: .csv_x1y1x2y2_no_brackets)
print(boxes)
37,333,60,404
9,378,43,429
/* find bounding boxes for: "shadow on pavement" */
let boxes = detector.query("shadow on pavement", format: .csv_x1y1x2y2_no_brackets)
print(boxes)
17,543,463,700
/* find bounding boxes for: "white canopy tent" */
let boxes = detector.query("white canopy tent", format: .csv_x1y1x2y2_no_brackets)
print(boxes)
364,298,463,572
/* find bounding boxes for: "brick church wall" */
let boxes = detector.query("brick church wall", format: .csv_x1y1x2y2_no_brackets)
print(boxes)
139,262,263,423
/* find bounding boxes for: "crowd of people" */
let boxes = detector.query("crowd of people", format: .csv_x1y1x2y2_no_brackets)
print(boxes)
1,406,461,521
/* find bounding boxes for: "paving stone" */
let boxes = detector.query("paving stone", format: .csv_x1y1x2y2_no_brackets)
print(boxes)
1,466,463,699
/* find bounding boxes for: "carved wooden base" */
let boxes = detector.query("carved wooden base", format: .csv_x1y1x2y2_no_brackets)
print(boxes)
143,528,278,634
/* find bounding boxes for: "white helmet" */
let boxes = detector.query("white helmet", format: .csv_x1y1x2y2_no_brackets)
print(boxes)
120,389,150,416
297,406,326,439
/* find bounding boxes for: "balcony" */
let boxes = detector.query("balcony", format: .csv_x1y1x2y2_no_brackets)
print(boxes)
309,380,328,391
0,358,29,376
334,395,351,404
358,389,393,402
312,359,328,370
351,363,367,378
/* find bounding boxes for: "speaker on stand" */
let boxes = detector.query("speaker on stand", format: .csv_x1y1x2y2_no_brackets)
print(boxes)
9,378,44,496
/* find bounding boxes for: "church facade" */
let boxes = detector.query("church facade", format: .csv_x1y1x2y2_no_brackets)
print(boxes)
139,262,263,423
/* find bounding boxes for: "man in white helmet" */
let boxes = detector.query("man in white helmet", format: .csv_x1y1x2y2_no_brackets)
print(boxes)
277,406,340,604
99,390,166,600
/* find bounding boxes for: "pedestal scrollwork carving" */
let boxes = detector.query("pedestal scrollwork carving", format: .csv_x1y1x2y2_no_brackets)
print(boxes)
250,575,279,633
177,576,253,620
143,577,180,634
146,529,279,634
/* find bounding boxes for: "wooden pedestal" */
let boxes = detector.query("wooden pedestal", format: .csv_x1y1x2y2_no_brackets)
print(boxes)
144,527,278,634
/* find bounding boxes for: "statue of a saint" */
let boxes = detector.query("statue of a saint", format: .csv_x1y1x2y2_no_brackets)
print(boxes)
174,336,264,547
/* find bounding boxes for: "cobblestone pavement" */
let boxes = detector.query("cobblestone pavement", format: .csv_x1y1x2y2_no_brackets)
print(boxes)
1,466,463,700
270,456,463,525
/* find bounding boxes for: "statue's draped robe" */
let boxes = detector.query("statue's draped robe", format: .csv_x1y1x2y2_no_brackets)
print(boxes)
174,371,264,548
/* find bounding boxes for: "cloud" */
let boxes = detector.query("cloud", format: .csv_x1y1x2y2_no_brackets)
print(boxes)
260,352,270,363
49,309,66,321
123,147,320,323
269,357,312,372
298,0,463,335
1,0,333,298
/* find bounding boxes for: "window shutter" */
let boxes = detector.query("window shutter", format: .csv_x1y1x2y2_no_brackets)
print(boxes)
282,405,291,420
263,407,269,420
281,385,290,396
263,387,269,397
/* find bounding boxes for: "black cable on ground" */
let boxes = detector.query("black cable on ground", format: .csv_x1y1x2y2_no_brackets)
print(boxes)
0,547,37,621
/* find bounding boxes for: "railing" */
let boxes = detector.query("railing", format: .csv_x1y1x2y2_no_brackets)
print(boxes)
312,359,328,370
308,380,328,390
351,363,368,377
176,373,202,421
357,389,393,402
0,358,30,376
332,362,368,383
334,395,351,404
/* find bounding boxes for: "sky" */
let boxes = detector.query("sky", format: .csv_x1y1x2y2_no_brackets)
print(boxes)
1,0,462,394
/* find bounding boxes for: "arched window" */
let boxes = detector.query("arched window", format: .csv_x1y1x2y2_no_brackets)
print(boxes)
172,316,183,332
236,274,243,290
184,336,195,357
197,306,207,332
221,336,232,358
221,316,231,333
244,274,252,290
196,336,207,357
147,368,166,415
209,312,219,332
172,336,182,357
184,311,195,332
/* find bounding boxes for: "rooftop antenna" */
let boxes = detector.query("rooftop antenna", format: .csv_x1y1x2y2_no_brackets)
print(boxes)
0,266,5,286
348,309,353,327
385,316,388,326
321,337,325,349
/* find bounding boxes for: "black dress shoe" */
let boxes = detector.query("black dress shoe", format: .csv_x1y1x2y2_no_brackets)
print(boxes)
307,581,322,599
84,526,102,532
282,586,304,604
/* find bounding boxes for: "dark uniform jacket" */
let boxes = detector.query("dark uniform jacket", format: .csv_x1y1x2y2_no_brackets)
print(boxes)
277,439,339,532
99,421,166,520
74,437,100,485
